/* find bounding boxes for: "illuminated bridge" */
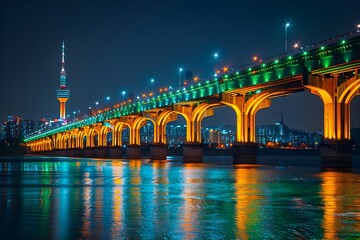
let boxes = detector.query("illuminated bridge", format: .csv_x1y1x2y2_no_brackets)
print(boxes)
24,30,360,168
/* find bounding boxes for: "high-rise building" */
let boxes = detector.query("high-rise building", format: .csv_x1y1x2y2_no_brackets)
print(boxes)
56,41,70,120
20,120,35,137
3,116,21,139
0,123,6,140
209,129,221,143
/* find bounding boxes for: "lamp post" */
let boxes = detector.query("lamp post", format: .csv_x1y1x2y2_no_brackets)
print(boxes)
121,91,126,102
178,67,183,88
150,78,154,93
106,96,110,109
285,22,290,52
95,101,99,111
214,52,218,76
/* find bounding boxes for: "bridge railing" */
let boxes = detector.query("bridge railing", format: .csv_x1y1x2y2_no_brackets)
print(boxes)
234,29,360,73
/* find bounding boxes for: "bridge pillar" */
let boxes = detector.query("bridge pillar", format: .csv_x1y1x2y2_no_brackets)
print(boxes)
94,146,108,158
65,149,75,157
183,143,203,162
306,72,360,168
108,146,123,159
83,148,95,158
73,148,84,158
126,144,141,159
150,143,168,161
320,140,352,169
222,92,277,164
232,142,258,164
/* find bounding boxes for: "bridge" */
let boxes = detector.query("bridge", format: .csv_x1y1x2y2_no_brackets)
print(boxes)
24,30,360,168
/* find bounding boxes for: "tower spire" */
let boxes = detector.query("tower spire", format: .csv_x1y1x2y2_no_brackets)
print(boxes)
56,41,70,121
61,41,65,67
60,41,66,89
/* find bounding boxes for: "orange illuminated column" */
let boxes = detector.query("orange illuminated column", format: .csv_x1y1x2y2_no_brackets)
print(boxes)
58,98,68,120
306,73,360,140
306,72,360,168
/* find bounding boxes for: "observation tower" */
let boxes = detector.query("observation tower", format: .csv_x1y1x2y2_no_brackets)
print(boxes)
56,41,70,120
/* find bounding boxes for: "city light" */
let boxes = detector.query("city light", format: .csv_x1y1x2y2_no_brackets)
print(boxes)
178,67,183,88
293,43,299,49
213,52,219,76
285,22,290,52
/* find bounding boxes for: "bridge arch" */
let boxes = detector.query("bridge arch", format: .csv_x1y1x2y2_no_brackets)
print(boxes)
61,134,70,149
70,134,77,148
113,121,131,146
99,125,112,147
157,110,191,143
88,128,99,147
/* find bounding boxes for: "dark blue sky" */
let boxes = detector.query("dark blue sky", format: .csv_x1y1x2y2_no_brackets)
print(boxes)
1,0,360,132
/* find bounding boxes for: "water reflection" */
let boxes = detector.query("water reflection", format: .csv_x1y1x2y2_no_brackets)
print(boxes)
234,167,260,239
320,171,360,239
0,158,360,239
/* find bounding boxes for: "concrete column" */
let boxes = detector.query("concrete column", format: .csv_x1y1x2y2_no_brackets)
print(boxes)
126,144,141,159
108,146,123,159
320,139,352,169
84,148,95,158
306,74,360,168
183,143,203,163
150,143,168,161
73,148,84,158
94,146,108,158
232,142,258,164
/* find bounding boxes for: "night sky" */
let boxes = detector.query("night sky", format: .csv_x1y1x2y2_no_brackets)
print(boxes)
1,0,360,132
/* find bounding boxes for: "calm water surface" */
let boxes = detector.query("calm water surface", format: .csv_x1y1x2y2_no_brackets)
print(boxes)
0,156,360,239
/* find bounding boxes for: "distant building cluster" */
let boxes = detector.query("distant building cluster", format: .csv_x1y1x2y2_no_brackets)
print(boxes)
0,115,64,140
256,120,323,149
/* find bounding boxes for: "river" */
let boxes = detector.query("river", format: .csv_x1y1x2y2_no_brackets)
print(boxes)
0,155,359,239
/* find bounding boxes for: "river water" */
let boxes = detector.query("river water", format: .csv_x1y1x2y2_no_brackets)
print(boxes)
0,156,359,239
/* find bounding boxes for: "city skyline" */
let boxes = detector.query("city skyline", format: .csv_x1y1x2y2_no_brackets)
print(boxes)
1,0,360,132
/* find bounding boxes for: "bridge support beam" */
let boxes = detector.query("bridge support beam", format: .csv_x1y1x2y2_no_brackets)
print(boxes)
320,140,352,169
183,143,203,163
222,92,278,164
108,146,123,159
150,143,168,161
84,148,95,158
126,144,141,159
94,146,108,158
306,72,360,168
73,148,84,158
65,149,75,157
232,142,258,164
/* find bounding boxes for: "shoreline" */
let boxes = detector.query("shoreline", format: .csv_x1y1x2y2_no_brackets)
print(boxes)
1,154,359,169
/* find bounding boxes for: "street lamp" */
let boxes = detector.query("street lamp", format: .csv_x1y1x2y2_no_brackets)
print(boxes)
285,22,290,52
106,96,110,109
121,91,126,102
214,52,218,76
95,101,99,110
178,67,183,88
357,24,360,32
150,78,154,93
